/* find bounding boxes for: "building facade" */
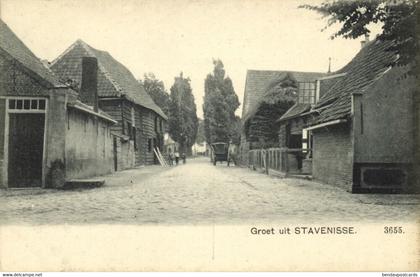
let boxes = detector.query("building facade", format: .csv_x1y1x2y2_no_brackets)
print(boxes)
276,73,346,175
239,70,325,166
279,38,419,193
50,40,167,169
0,20,116,188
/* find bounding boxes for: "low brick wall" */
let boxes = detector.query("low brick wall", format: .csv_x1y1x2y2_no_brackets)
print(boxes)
312,124,353,191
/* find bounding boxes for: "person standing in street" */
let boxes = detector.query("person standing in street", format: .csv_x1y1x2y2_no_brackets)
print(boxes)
168,149,174,166
175,150,180,165
181,152,186,164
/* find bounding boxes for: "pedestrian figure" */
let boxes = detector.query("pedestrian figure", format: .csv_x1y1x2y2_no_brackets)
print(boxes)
181,153,186,164
227,143,237,166
168,149,174,166
175,150,180,165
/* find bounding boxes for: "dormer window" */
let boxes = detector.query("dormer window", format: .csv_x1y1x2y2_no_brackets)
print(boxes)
298,82,316,104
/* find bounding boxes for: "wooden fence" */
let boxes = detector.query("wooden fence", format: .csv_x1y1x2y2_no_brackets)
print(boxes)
248,148,309,175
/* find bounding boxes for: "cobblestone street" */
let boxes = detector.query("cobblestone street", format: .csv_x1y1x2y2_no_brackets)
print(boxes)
0,157,418,225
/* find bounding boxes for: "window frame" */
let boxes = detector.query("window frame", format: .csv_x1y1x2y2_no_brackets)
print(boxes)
7,97,47,114
298,82,316,105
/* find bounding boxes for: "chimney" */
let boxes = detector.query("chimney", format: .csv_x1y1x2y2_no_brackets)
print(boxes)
80,57,99,112
360,33,370,49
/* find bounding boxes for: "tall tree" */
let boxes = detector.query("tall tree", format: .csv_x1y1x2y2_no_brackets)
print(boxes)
230,115,242,145
139,73,170,116
300,0,419,75
168,72,199,155
195,118,206,144
203,59,240,144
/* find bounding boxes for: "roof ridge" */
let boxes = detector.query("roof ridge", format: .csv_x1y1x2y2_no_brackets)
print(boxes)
51,39,124,95
49,40,80,66
247,69,326,74
76,40,124,94
50,39,167,119
0,19,63,87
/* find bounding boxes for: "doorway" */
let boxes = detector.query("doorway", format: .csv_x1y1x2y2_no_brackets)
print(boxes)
8,113,45,187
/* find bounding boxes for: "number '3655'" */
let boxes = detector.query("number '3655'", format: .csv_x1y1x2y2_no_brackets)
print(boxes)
384,226,404,234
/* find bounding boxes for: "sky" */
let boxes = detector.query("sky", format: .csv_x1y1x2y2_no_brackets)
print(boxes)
1,0,380,118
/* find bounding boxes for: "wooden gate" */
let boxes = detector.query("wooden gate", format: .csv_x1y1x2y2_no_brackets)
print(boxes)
8,113,45,187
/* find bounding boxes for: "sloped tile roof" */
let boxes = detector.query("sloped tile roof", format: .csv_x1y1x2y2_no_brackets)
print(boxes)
50,40,167,119
242,70,326,120
318,75,344,99
313,39,396,124
0,19,62,88
278,103,312,122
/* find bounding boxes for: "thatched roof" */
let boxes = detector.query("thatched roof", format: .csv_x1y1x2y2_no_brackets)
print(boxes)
242,70,326,122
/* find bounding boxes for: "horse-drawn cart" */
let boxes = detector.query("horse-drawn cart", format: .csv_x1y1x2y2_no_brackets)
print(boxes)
210,142,228,165
210,142,237,166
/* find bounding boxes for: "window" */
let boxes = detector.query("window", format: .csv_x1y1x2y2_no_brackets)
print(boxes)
133,126,137,150
38,99,46,110
154,116,158,133
298,82,316,104
16,100,23,109
131,107,135,127
153,138,157,151
127,122,133,139
302,129,312,157
8,98,47,112
148,138,152,152
24,100,30,109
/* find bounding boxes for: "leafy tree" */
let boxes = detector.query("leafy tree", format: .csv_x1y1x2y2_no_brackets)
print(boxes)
139,73,170,116
195,118,206,144
229,115,242,145
203,59,240,144
300,0,419,75
168,72,199,155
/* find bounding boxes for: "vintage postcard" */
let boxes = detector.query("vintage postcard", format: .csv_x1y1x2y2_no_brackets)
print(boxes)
0,0,419,272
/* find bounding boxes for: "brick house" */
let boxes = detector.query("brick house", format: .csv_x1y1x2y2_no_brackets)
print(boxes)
50,40,168,169
0,20,116,188
276,72,346,174
304,38,419,193
239,70,325,165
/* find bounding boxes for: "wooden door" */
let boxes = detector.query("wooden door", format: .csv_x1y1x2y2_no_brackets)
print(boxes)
8,113,45,187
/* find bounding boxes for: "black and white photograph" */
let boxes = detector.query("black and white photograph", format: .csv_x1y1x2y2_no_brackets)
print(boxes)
0,0,419,273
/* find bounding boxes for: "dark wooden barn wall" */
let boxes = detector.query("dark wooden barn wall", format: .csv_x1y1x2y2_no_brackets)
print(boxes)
98,99,123,135
99,97,165,166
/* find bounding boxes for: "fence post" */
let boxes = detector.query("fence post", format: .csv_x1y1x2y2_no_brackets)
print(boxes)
264,150,268,174
280,150,283,172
